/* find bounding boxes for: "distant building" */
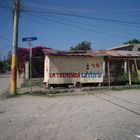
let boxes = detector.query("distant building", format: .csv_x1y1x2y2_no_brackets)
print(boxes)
108,44,140,51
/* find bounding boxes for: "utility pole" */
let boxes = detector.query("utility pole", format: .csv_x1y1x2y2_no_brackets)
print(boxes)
11,0,20,95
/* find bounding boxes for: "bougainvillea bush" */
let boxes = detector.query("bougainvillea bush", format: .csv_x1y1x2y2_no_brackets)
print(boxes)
17,46,48,78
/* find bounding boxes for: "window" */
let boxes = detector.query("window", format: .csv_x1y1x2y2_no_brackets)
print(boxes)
138,48,140,51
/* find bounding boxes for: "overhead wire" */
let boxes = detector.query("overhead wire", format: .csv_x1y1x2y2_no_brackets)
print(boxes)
0,35,11,42
0,1,12,53
21,7,140,26
0,14,11,27
22,12,119,43
42,13,139,38
1,1,140,52
0,45,11,51
0,1,12,11
23,11,135,40
20,5,140,30
21,4,140,18
45,14,140,35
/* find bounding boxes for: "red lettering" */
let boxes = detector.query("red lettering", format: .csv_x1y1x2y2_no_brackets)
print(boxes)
50,73,55,78
50,73,81,78
77,73,80,78
56,73,59,78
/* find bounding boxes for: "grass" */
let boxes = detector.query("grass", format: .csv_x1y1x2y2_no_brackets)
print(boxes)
82,84,140,92
0,90,20,100
20,79,44,88
20,79,29,88
111,85,140,91
1,84,140,100
28,88,75,96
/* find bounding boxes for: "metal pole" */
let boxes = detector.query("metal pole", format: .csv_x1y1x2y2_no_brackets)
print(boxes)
29,41,32,92
128,60,132,85
107,60,111,87
11,0,20,95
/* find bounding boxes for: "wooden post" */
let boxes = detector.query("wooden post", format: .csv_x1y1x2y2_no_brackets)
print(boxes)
124,60,127,74
128,60,132,85
107,59,111,87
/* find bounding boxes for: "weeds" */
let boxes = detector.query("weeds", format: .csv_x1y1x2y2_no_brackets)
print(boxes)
0,90,19,100
20,79,29,88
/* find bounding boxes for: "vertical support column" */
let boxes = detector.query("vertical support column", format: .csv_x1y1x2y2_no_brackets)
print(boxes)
107,59,111,87
128,60,132,85
124,60,127,74
103,61,105,76
29,41,32,92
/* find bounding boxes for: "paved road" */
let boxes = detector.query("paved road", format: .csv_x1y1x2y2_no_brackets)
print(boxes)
0,72,22,95
0,72,11,95
0,89,140,140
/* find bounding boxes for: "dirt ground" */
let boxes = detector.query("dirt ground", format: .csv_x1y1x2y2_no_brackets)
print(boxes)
0,89,140,140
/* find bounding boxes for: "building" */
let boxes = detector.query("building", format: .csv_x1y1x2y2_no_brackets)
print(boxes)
43,49,140,88
108,44,140,74
43,49,105,88
108,44,140,51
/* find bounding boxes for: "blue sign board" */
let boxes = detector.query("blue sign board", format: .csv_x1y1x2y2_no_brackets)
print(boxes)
22,37,37,42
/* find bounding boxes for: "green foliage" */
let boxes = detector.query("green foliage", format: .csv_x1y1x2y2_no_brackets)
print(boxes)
131,71,140,84
4,59,11,71
0,60,3,72
0,60,10,73
29,89,75,96
117,73,128,85
124,38,140,44
17,46,47,77
20,79,29,88
70,41,92,50
113,72,140,86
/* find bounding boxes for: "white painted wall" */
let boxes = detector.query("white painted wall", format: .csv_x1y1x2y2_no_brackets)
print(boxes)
44,55,104,85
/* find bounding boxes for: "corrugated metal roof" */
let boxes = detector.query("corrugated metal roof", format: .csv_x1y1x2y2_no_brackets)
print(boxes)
103,50,140,57
43,49,140,58
107,44,132,50
107,44,140,50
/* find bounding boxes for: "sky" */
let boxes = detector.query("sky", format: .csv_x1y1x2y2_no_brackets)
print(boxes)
0,0,140,59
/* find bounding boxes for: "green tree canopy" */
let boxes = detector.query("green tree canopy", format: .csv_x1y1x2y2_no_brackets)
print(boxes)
70,41,92,50
0,60,3,72
124,39,140,44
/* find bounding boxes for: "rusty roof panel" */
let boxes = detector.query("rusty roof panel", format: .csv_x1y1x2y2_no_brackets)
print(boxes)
104,50,140,57
43,49,140,58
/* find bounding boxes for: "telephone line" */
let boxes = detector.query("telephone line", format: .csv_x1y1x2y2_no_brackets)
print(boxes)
22,9,140,26
23,12,118,43
25,12,135,40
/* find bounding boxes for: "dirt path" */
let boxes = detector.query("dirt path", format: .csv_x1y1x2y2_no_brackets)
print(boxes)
0,89,140,140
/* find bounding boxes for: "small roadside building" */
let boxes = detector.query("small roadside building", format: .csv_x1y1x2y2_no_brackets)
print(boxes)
43,49,140,88
43,49,105,88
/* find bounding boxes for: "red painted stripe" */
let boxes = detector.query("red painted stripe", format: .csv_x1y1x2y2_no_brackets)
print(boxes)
12,66,17,80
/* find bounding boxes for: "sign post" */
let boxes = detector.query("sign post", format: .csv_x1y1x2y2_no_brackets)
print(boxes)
22,37,37,92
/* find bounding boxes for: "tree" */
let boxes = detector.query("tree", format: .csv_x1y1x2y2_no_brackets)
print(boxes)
70,41,92,50
17,47,29,77
17,46,48,78
0,60,3,72
124,39,140,44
